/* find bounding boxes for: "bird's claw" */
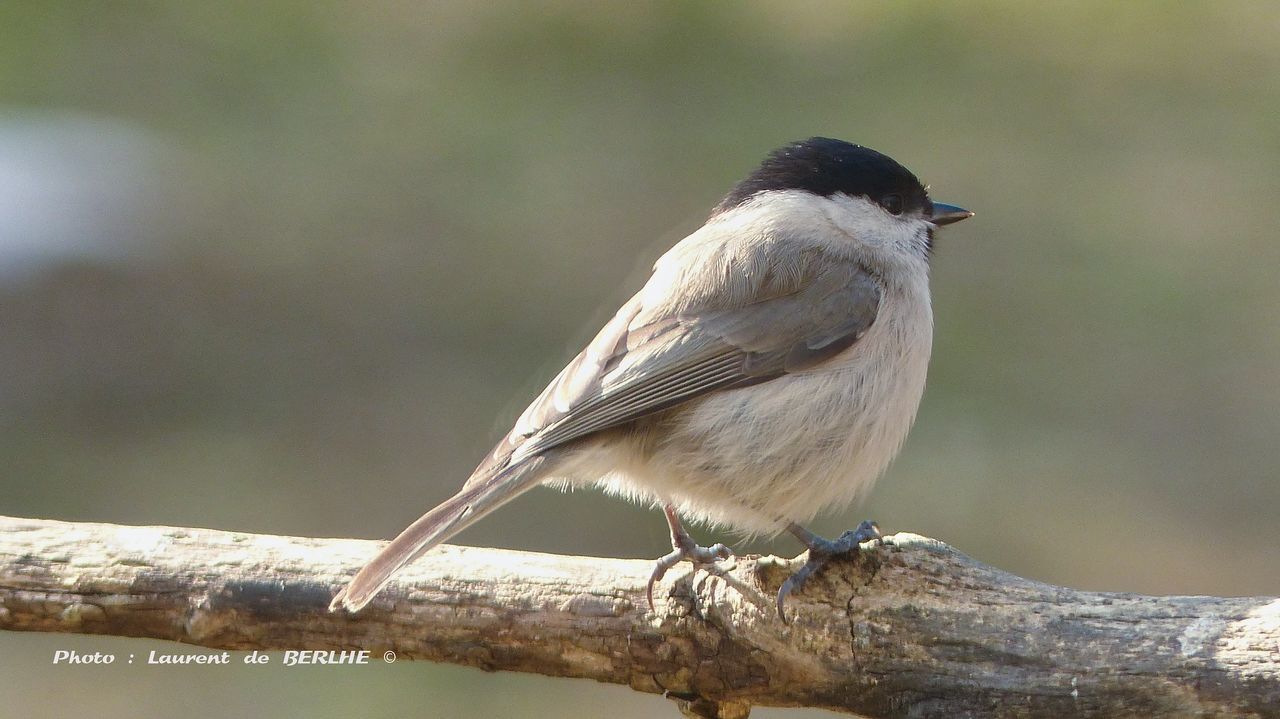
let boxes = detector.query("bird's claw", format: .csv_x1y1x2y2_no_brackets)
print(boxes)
647,540,732,612
776,520,882,623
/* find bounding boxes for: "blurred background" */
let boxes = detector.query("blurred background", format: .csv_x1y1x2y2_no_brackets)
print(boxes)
2,2,1278,717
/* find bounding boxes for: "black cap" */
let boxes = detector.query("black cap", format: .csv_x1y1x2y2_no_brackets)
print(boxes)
715,137,930,217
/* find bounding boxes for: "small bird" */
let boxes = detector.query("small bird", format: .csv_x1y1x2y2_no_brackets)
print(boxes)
330,137,971,618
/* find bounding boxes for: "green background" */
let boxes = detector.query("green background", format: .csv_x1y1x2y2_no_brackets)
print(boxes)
2,2,1278,717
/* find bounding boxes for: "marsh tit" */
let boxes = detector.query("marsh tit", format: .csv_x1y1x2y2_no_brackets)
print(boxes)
331,137,972,618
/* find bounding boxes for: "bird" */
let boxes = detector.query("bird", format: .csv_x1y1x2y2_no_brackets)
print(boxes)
330,137,971,619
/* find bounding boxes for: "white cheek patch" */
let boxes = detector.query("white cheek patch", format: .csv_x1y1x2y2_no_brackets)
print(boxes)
819,193,930,256
710,190,932,272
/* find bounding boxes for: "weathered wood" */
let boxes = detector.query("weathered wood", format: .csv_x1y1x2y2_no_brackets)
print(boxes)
0,514,1276,717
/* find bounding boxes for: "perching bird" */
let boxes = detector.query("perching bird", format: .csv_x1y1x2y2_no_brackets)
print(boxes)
330,137,971,618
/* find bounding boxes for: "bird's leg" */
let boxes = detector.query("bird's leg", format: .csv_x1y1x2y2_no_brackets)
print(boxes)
776,519,882,621
647,505,733,611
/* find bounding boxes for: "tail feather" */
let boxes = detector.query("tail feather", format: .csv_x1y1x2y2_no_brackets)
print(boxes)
330,457,545,613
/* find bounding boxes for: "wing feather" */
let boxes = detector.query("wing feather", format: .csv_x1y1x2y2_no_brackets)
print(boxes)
470,247,883,482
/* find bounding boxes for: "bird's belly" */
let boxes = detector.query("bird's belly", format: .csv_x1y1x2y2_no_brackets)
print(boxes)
600,333,930,535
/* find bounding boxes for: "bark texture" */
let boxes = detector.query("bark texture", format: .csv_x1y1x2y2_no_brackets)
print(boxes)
1,515,1277,718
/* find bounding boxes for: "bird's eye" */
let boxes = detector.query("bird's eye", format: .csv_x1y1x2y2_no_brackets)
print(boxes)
880,194,904,216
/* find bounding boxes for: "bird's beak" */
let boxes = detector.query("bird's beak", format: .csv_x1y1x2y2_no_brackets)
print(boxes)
929,202,974,226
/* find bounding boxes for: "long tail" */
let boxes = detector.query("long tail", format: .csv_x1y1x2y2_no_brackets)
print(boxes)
329,456,546,613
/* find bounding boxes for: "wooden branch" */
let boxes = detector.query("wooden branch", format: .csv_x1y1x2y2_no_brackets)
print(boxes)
1,515,1276,718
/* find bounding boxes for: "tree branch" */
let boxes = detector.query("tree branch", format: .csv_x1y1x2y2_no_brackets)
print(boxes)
0,515,1276,718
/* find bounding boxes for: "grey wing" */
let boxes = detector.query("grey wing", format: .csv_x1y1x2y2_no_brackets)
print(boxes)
467,255,882,483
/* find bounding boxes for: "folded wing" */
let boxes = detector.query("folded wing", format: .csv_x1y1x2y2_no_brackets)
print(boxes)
475,248,883,480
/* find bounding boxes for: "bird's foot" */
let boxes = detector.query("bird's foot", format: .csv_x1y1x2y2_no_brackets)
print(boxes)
776,520,882,622
647,533,733,612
